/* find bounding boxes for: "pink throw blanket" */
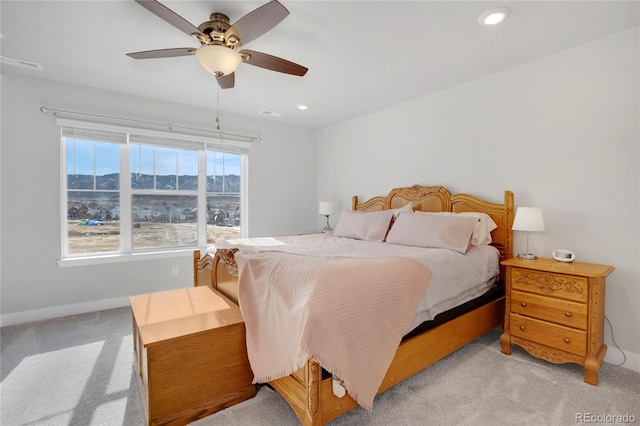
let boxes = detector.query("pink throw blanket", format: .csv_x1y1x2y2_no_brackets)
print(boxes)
235,251,432,410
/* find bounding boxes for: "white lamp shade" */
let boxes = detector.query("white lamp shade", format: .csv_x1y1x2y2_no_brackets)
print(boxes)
319,202,336,215
512,207,545,232
195,45,242,76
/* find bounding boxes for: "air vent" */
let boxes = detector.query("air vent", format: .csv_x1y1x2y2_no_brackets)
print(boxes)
0,56,43,71
259,110,283,117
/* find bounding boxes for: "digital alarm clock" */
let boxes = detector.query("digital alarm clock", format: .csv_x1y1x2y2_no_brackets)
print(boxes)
552,249,576,263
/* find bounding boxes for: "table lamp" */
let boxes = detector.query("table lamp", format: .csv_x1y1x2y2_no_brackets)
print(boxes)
319,202,335,233
512,207,545,259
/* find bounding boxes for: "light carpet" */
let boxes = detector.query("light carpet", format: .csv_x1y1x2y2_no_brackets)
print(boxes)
1,307,638,426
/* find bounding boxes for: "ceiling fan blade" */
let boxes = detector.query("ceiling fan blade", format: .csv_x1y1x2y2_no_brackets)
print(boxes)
127,48,196,59
217,73,235,89
226,0,289,46
240,50,308,76
135,0,208,42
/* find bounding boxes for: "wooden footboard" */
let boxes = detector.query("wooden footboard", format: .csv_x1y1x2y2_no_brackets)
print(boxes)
194,249,239,304
269,296,504,425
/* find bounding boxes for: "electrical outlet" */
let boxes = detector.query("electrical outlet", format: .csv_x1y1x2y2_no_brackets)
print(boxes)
171,266,179,276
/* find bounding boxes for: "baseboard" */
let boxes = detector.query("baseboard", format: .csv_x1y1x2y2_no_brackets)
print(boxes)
604,347,640,374
0,296,130,327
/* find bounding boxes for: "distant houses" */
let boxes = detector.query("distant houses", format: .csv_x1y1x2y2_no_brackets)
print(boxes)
67,205,89,219
68,204,238,226
66,173,241,225
136,206,195,223
68,205,116,220
209,208,240,227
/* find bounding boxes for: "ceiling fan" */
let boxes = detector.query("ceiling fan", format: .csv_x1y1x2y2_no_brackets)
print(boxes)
127,0,308,89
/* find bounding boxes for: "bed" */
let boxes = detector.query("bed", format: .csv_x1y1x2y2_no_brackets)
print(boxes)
194,185,514,425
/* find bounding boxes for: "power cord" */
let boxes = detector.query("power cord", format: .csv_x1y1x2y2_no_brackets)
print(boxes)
604,315,626,366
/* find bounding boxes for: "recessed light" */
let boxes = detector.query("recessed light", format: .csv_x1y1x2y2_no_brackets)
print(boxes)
259,109,283,117
478,7,510,26
296,104,309,111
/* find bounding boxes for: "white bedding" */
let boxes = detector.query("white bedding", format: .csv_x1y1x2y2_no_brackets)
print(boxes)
211,233,500,332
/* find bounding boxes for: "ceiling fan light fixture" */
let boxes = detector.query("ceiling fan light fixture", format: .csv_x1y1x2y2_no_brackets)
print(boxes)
478,7,511,26
195,45,242,76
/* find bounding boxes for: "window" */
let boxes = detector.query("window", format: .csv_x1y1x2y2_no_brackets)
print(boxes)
129,141,199,250
206,151,242,241
60,119,249,259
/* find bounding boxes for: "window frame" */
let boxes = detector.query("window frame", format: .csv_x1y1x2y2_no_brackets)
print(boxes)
57,118,249,267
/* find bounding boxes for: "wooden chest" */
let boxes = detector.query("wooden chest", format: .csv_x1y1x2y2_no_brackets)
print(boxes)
130,286,256,425
500,257,614,385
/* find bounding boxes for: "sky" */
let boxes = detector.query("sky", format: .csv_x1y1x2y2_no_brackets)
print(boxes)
65,138,241,178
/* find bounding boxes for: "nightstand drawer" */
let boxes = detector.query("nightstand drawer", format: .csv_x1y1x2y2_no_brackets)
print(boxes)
512,268,588,303
510,314,586,356
511,290,587,330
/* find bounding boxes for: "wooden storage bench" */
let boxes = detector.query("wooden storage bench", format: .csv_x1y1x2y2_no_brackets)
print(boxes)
130,286,256,425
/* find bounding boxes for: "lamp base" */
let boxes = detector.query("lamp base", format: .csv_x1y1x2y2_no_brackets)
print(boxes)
518,253,537,260
321,214,332,234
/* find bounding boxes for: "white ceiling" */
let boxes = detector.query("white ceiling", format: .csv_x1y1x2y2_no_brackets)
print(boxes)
1,1,638,130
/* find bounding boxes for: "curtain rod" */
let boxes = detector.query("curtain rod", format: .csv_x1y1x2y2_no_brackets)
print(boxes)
39,106,261,143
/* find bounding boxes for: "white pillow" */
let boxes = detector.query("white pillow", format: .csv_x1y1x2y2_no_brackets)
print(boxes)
390,202,414,219
385,211,478,253
434,212,497,245
332,209,394,242
455,212,497,245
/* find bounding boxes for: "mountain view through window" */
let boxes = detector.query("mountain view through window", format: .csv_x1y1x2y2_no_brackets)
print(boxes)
65,137,242,255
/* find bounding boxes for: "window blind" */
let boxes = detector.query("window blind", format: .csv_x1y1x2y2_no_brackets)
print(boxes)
60,126,127,144
57,118,251,155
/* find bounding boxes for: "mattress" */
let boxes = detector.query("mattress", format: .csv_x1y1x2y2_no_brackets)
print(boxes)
211,233,500,332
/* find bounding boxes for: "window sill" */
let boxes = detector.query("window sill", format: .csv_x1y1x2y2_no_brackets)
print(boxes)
57,248,200,268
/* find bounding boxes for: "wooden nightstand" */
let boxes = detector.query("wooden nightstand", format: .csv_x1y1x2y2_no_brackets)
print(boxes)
500,257,614,385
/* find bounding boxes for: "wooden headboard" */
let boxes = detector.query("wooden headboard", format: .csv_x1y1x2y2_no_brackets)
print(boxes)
352,185,514,280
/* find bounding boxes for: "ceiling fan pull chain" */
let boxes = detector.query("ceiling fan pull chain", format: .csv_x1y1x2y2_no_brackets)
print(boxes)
216,84,221,130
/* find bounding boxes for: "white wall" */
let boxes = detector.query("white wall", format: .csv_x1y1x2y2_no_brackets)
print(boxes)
317,27,640,370
0,74,317,324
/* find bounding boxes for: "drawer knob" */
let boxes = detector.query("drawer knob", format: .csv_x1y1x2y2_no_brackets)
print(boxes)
564,338,571,344
565,312,572,318
519,325,525,331
520,302,527,307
